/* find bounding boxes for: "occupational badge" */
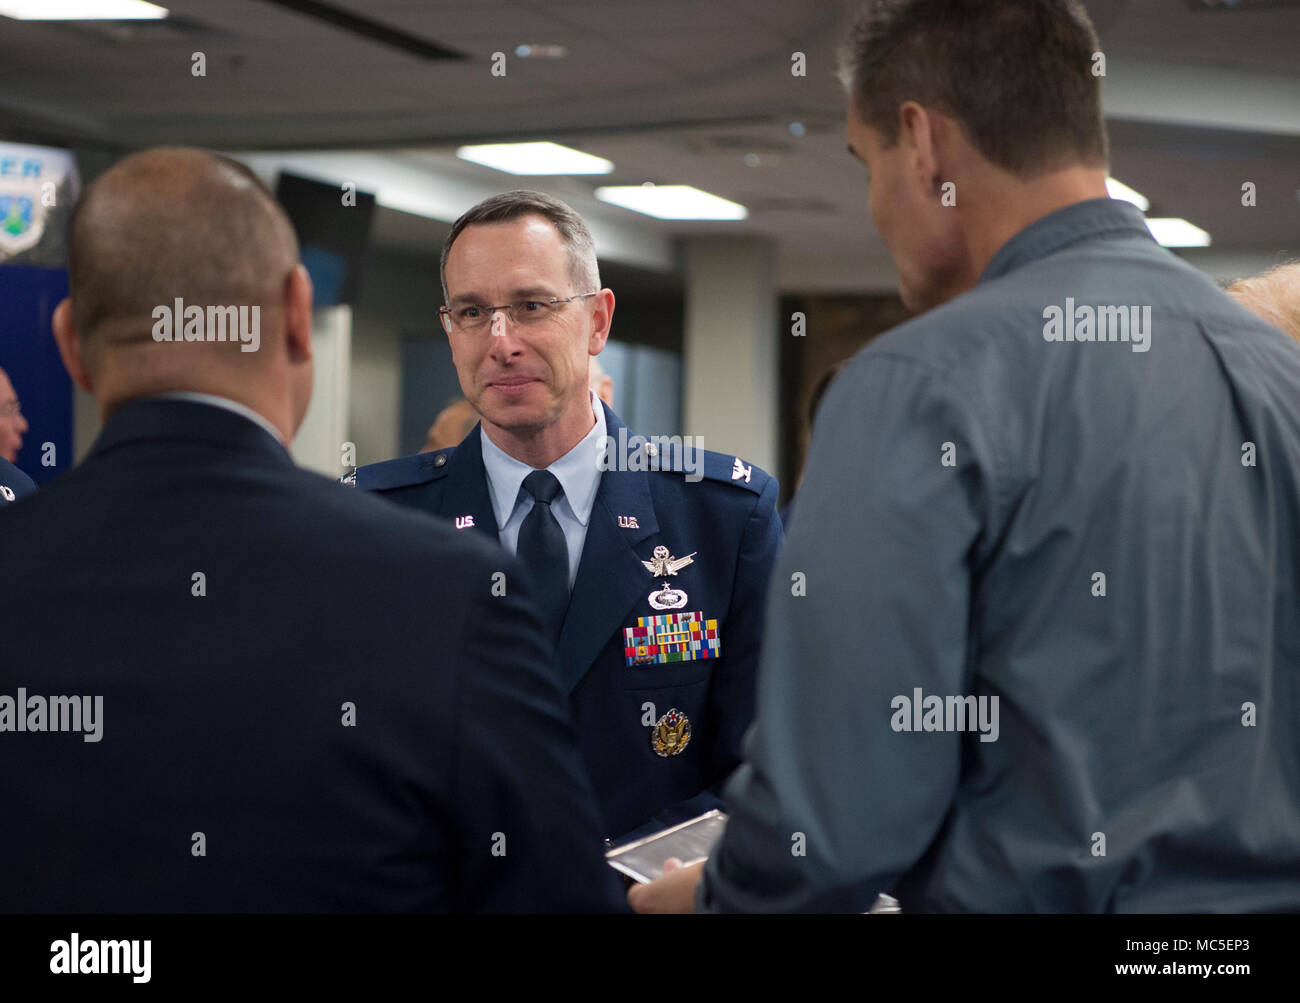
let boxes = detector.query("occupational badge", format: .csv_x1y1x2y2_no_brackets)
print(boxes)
652,708,692,757
642,544,695,610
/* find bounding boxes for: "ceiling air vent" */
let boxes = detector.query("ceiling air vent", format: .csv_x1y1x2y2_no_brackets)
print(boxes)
1187,0,1300,11
256,0,464,60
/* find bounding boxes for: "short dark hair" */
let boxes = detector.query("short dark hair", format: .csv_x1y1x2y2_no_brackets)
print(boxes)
439,190,599,300
840,0,1108,176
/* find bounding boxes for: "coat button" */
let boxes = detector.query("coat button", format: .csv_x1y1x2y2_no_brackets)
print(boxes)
434,453,447,467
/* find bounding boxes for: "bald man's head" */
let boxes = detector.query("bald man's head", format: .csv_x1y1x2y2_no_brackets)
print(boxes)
54,147,315,441
68,148,298,355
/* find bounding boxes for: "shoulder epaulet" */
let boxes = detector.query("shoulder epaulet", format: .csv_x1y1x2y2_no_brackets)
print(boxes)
347,447,457,492
639,438,773,496
697,448,773,495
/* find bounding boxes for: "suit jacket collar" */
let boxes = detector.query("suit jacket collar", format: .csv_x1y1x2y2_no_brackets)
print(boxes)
88,397,293,466
435,421,499,543
555,403,660,693
584,402,660,544
447,401,663,692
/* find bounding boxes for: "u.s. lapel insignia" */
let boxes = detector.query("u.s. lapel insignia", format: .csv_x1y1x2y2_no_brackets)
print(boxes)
623,612,720,666
618,515,640,529
652,708,691,757
643,545,695,609
455,515,475,529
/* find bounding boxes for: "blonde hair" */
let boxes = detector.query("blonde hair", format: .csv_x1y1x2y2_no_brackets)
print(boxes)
1227,263,1300,344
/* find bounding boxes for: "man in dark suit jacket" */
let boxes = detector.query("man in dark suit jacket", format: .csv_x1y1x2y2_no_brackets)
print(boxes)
0,456,35,506
0,148,623,913
353,191,782,841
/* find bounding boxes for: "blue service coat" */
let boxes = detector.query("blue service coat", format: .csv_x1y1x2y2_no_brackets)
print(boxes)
354,401,782,839
0,457,35,506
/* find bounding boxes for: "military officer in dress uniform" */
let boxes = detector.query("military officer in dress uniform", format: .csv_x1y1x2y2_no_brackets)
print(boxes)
352,190,783,841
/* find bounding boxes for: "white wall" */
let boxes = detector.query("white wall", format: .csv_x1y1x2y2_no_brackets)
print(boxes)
290,305,352,476
683,237,779,475
348,249,446,466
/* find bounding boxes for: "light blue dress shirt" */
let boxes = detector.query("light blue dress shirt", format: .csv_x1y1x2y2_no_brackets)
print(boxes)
480,391,605,590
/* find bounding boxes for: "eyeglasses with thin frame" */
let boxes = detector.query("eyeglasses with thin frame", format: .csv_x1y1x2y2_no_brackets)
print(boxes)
439,291,599,335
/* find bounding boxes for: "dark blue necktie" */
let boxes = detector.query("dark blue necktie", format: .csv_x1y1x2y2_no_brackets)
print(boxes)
517,469,570,639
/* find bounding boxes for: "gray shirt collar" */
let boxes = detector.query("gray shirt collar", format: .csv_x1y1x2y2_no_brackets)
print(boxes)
979,197,1153,286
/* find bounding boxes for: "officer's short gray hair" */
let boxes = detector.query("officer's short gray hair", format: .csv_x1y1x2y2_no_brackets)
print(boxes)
440,190,600,301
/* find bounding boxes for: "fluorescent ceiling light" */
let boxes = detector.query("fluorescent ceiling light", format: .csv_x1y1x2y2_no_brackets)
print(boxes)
595,184,748,220
1146,217,1211,247
515,44,568,59
1106,177,1150,211
456,142,612,176
0,0,167,17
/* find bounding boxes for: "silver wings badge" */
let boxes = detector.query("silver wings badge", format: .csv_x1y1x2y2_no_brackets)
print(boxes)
642,545,696,578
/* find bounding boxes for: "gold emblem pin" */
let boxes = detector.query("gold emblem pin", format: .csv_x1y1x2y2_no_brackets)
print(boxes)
652,708,692,757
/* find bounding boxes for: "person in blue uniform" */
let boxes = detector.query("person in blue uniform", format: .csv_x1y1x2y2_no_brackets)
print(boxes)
0,148,623,913
353,190,782,842
0,456,35,506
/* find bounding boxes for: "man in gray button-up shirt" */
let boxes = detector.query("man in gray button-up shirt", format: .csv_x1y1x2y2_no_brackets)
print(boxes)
631,0,1300,913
